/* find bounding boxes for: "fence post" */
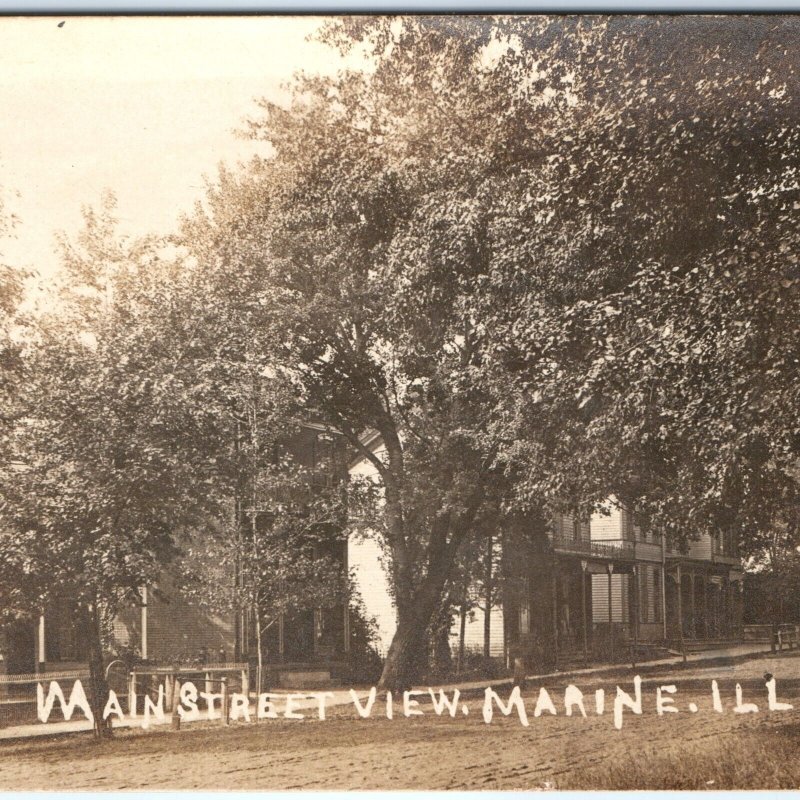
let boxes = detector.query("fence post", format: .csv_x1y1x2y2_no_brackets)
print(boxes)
128,672,137,718
171,672,181,730
221,677,229,726
165,673,174,711
205,671,212,697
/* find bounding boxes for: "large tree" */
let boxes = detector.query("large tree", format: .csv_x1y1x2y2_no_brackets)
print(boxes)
184,15,800,688
182,18,530,689
473,16,800,551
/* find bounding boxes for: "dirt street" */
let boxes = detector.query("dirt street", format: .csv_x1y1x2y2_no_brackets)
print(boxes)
1,654,799,790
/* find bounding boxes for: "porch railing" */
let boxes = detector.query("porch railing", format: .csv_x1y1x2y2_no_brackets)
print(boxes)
549,532,636,561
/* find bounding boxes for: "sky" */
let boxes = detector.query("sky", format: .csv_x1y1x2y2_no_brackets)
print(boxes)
0,16,354,285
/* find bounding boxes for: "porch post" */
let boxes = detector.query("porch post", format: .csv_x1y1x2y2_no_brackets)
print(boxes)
607,563,614,662
676,565,686,662
736,579,744,638
141,586,148,661
702,572,709,639
551,558,559,670
631,564,639,669
689,571,696,639
37,614,46,671
580,559,589,666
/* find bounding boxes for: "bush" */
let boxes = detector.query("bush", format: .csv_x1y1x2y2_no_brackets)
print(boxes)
347,594,384,685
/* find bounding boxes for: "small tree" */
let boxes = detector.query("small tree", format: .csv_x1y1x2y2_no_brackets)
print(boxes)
0,188,25,466
0,194,230,736
178,447,350,692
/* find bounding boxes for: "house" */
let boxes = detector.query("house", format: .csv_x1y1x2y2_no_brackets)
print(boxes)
348,434,744,667
501,502,743,669
1,424,744,684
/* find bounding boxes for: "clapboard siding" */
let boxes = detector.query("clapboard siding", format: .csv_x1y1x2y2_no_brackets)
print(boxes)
636,541,664,563
554,513,591,540
450,605,505,657
638,564,664,624
688,533,713,560
590,503,623,541
349,535,396,657
591,573,628,623
348,438,396,655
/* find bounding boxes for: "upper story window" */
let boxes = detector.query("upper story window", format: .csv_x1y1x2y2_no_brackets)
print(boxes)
722,529,738,557
711,529,736,556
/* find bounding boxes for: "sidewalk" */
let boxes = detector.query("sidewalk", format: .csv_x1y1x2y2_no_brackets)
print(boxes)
0,642,774,741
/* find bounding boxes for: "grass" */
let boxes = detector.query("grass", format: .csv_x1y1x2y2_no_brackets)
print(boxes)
568,724,800,790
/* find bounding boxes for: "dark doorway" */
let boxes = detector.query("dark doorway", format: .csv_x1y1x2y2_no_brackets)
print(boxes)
5,620,35,675
283,609,315,662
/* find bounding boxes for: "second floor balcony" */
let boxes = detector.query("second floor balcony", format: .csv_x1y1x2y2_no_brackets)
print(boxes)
549,529,636,561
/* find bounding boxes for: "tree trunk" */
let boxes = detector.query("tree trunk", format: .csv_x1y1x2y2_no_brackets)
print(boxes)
255,602,264,694
81,602,112,739
378,566,450,692
457,596,467,675
483,532,493,661
378,612,427,692
430,601,453,677
378,472,482,691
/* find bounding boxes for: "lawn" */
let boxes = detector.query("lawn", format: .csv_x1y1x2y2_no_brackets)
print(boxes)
1,653,799,790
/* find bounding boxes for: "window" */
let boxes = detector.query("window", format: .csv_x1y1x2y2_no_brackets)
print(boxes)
654,567,663,623
45,602,83,662
518,577,531,634
637,568,648,623
638,566,664,624
573,518,582,541
519,601,530,635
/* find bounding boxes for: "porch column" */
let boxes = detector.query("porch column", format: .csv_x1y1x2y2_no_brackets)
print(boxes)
736,580,744,638
278,613,285,660
141,586,148,661
37,614,46,671
551,559,559,669
580,559,589,666
631,564,639,668
689,571,696,639
702,572,709,639
607,563,614,661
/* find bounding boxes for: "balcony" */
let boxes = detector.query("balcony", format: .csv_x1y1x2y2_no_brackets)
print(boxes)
712,552,741,566
549,531,636,561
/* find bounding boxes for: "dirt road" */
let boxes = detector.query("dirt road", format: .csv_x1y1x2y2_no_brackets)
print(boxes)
1,653,799,790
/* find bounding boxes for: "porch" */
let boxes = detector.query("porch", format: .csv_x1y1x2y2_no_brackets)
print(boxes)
547,546,743,668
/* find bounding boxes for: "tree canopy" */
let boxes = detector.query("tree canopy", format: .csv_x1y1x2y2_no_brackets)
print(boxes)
2,15,800,696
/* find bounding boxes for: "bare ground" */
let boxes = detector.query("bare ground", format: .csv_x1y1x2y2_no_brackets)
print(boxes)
1,652,799,790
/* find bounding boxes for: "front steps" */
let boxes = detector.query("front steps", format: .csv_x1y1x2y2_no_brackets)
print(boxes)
276,669,333,689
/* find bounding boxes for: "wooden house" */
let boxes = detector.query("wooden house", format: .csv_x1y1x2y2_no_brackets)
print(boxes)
348,434,744,668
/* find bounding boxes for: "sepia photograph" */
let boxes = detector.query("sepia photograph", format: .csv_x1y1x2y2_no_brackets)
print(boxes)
0,12,799,791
